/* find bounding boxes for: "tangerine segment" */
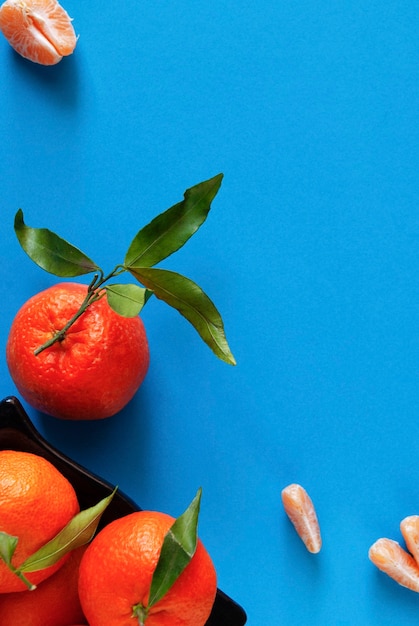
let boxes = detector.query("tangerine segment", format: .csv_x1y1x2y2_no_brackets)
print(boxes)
0,0,77,65
400,516,419,565
281,483,322,553
369,538,419,592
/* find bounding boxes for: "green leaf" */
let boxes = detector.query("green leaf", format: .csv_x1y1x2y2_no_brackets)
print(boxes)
0,532,37,590
128,266,236,365
124,174,223,269
106,283,153,317
0,532,18,566
147,488,202,609
14,209,99,277
20,489,116,574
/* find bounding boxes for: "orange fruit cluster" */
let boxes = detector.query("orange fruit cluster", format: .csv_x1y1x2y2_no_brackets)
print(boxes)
0,450,217,625
0,0,225,623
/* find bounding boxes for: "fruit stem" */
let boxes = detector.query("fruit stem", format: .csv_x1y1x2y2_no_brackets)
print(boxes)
15,570,37,591
132,602,148,625
33,267,126,356
6,563,36,591
34,289,101,355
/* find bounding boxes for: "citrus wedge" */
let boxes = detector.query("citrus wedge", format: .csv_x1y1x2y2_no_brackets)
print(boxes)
369,537,419,592
281,483,322,554
0,0,77,65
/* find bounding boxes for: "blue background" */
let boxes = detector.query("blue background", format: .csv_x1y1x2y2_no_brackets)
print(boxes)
1,1,419,624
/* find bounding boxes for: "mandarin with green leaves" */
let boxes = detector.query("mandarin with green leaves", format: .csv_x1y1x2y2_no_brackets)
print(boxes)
78,509,217,626
7,176,235,420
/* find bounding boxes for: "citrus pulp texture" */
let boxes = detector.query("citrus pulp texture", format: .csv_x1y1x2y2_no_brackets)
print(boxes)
401,515,419,566
281,483,322,554
0,545,88,625
6,282,150,420
0,449,79,592
78,510,217,626
369,537,419,592
0,0,77,65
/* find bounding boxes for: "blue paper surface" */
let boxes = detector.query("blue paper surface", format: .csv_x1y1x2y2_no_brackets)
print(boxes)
0,1,418,623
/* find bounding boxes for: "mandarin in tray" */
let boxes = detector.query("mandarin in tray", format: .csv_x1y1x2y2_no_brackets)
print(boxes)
0,545,87,625
78,510,217,626
0,449,79,592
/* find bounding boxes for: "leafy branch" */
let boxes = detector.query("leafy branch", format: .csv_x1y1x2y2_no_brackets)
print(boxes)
14,174,236,365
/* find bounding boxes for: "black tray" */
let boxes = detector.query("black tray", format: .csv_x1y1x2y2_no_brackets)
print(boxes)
0,396,247,626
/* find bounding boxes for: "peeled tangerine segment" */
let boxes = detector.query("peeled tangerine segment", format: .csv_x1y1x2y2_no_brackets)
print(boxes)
0,0,77,65
400,516,419,565
369,538,419,592
281,483,322,554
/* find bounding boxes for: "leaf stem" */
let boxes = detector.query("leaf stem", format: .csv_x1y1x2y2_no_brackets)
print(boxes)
34,290,97,355
14,568,36,591
5,562,36,591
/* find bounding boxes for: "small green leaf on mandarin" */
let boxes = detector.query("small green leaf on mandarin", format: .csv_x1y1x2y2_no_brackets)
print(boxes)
147,488,202,609
0,532,18,566
20,489,116,574
14,209,99,277
106,283,153,317
0,532,37,590
124,174,223,269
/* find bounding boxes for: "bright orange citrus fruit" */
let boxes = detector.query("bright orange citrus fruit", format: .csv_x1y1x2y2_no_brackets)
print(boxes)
0,545,88,625
0,449,80,592
0,0,77,65
6,282,150,420
78,510,217,626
